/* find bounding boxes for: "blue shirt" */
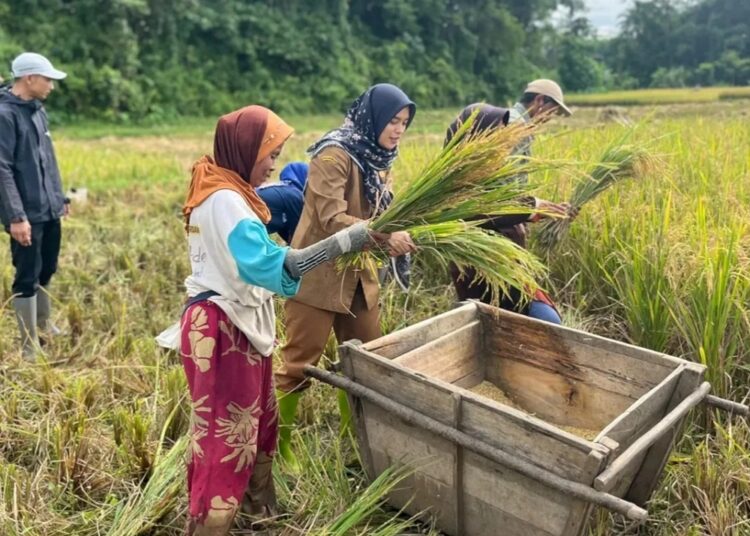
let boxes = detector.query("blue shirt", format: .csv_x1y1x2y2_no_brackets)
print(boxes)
257,182,304,243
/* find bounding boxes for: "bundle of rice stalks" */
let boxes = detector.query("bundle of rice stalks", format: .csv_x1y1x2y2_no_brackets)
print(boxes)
374,112,545,231
536,134,661,253
106,437,187,536
342,111,554,298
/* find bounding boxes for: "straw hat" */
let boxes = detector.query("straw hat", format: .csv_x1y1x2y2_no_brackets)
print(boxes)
524,79,572,116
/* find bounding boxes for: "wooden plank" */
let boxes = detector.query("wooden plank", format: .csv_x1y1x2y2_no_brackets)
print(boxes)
362,402,458,531
462,450,573,535
486,356,632,431
362,302,477,359
481,311,674,402
393,320,482,385
459,392,604,481
476,302,684,372
348,345,457,426
625,366,706,505
596,365,685,447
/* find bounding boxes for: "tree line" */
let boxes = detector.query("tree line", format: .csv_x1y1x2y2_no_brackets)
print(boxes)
0,0,747,120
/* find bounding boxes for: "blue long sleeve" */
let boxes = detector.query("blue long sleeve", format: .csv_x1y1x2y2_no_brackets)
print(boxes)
227,218,301,297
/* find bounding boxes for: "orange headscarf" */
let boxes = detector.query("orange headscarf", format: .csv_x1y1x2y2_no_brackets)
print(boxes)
183,105,293,226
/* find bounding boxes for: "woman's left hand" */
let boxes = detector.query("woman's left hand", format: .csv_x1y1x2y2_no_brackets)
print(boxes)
387,231,417,256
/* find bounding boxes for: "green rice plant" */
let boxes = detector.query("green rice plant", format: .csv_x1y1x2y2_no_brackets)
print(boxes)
602,193,675,352
112,404,154,477
315,466,419,536
341,113,554,299
536,127,661,253
670,227,748,397
371,113,541,232
158,366,190,444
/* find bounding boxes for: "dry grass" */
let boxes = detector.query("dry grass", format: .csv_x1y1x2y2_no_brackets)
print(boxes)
1,102,749,534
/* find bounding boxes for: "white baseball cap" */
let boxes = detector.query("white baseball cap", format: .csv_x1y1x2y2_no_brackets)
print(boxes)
524,79,571,116
11,52,67,80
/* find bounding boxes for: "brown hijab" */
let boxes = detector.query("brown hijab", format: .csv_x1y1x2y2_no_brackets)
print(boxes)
183,105,293,226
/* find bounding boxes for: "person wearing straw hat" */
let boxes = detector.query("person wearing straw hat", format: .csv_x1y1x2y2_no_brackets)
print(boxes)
508,79,572,186
0,52,69,361
445,80,574,324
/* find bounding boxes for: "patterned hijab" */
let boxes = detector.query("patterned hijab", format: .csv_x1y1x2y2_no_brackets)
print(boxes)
308,83,416,216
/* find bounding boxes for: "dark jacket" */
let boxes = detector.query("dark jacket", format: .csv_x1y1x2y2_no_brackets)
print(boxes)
0,86,66,227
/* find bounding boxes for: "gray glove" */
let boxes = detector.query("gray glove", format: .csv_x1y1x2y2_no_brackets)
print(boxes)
284,222,371,278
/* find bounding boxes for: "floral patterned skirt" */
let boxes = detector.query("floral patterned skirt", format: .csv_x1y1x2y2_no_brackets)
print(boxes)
181,300,278,535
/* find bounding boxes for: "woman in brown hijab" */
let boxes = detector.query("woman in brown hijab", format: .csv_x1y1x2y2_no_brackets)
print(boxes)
175,105,375,534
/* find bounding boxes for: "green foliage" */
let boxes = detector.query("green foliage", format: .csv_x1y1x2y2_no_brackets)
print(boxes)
0,0,574,120
606,0,750,89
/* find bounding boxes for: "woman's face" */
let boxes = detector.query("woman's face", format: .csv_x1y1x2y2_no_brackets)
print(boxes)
378,107,411,150
249,144,285,188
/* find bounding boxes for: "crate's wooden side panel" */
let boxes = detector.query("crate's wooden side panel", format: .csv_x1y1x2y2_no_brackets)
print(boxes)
460,395,599,481
360,402,459,532
590,366,685,496
475,302,684,368
348,347,456,425
394,320,483,387
361,302,477,359
598,365,685,447
564,450,609,536
478,306,677,431
625,366,706,505
462,449,569,536
466,448,607,536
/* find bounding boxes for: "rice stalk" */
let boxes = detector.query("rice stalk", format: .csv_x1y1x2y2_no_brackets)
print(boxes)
104,436,186,536
536,127,662,252
372,112,548,231
342,111,554,298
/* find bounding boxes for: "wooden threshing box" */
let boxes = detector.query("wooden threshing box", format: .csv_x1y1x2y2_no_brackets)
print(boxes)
333,301,711,536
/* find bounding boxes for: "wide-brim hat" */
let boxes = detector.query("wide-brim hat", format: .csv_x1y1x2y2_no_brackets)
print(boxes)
525,79,571,116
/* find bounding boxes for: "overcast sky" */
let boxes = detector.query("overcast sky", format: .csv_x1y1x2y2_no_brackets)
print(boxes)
583,0,631,36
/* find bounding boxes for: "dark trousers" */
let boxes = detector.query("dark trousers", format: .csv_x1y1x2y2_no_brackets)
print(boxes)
9,219,61,297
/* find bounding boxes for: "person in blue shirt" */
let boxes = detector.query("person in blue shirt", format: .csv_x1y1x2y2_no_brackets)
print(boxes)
256,162,308,243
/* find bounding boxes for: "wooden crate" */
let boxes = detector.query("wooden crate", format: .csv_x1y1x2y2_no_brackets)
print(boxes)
336,301,708,536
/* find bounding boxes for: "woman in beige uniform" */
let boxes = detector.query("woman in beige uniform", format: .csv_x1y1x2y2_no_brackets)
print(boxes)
275,83,417,467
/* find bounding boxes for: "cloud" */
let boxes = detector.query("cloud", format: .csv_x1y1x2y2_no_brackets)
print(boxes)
585,0,630,36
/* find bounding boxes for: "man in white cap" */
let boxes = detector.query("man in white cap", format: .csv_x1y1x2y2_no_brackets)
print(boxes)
0,52,69,360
